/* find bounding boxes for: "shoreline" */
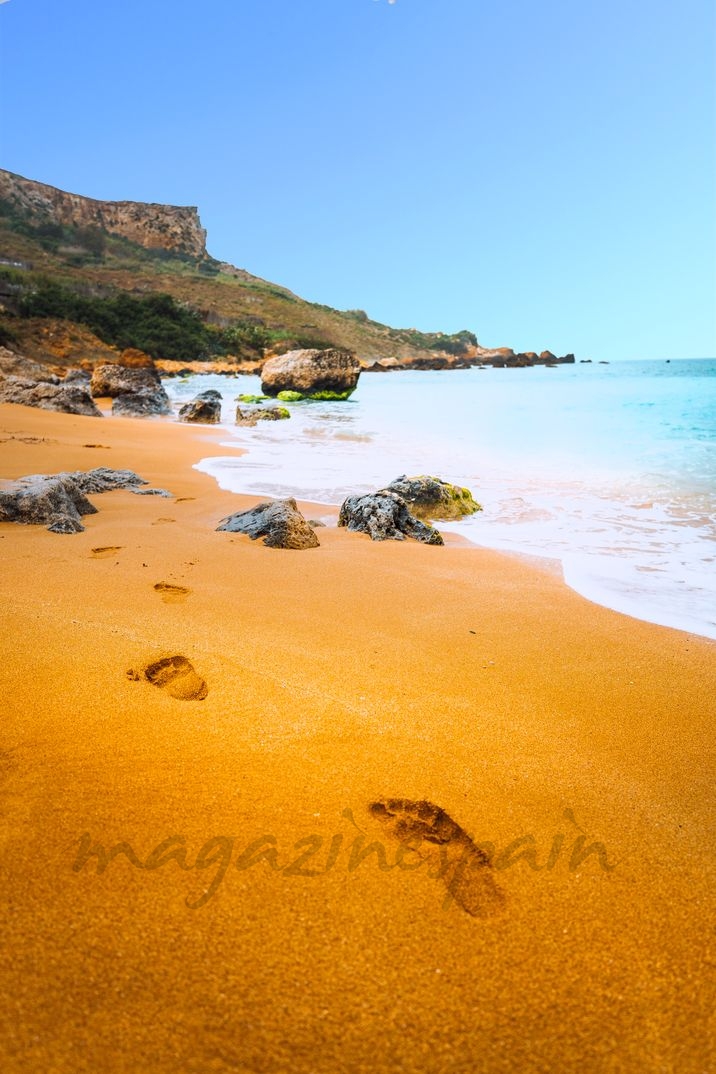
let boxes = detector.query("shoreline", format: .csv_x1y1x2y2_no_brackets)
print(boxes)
1,401,715,1073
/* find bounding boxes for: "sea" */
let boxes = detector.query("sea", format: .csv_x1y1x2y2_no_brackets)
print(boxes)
164,359,716,642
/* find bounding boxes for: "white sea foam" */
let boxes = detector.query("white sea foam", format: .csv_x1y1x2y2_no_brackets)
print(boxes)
166,361,716,641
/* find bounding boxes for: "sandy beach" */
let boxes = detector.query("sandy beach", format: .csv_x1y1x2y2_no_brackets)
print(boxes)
1,401,714,1074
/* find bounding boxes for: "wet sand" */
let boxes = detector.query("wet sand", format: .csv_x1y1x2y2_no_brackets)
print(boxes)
1,402,714,1073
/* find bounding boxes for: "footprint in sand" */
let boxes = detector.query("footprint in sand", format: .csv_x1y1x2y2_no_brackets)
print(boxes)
83,444,110,449
153,582,191,604
369,798,505,917
129,655,208,701
91,546,123,558
175,497,195,503
152,518,176,525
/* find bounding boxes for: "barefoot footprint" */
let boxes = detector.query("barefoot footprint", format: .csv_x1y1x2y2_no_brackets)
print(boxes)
132,655,208,701
91,546,123,558
369,798,505,917
153,582,191,604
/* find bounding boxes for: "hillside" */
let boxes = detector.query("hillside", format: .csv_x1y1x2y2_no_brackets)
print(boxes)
0,169,573,372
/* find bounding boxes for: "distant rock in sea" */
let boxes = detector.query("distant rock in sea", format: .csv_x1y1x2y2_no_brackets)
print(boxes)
261,348,361,400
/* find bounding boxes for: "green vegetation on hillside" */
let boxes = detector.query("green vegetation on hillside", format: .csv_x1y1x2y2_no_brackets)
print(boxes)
0,190,481,364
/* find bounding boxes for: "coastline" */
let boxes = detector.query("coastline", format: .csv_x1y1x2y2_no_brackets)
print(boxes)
1,401,715,1073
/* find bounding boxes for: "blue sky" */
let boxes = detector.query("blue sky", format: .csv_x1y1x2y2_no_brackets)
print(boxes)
1,0,714,360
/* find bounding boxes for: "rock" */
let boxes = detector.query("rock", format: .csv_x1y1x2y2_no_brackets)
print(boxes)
62,369,92,386
217,498,319,549
0,376,103,416
386,475,482,521
0,346,58,382
237,393,268,404
0,467,149,532
540,350,557,362
338,491,444,544
235,405,290,425
69,467,148,494
261,348,360,399
111,389,171,417
178,389,222,424
276,390,304,402
90,361,168,401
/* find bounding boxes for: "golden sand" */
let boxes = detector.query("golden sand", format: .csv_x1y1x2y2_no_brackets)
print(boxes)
0,402,714,1073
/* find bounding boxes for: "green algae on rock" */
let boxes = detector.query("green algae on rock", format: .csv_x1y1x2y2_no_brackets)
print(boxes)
386,475,482,521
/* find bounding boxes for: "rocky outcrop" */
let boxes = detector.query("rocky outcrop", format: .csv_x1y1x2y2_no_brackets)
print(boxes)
261,348,361,399
0,346,58,382
91,362,171,417
474,348,575,368
91,362,162,397
0,468,149,533
178,389,222,424
0,375,102,416
62,369,92,387
235,405,290,425
338,491,444,544
386,475,482,520
217,498,319,549
0,169,208,258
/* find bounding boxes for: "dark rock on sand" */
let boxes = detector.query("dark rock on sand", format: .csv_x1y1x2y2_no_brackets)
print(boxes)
338,491,444,544
111,390,171,417
386,475,482,521
91,362,171,417
62,369,92,387
261,348,360,400
91,362,162,397
217,498,319,549
178,389,223,424
0,467,149,533
0,346,59,382
0,375,102,416
235,405,290,425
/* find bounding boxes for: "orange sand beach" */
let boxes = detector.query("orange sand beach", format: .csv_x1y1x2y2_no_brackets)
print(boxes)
0,401,714,1073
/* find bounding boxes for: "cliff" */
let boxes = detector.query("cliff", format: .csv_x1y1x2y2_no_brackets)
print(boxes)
0,171,574,370
0,169,207,259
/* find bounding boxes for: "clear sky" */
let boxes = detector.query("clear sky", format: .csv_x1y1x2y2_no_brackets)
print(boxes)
1,0,714,360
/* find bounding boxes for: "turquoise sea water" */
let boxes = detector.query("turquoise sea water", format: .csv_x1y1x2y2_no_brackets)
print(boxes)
165,359,716,641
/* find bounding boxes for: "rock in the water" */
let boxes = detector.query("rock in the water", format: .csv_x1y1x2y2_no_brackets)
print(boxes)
217,498,319,549
235,405,290,425
0,346,59,382
0,467,149,533
111,389,171,417
260,348,360,400
0,376,102,416
178,389,222,424
338,491,444,544
386,475,482,520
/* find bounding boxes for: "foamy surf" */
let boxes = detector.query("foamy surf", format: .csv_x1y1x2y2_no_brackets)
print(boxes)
165,361,716,641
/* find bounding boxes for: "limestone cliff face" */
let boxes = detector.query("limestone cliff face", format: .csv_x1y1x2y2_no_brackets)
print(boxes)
0,169,208,258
